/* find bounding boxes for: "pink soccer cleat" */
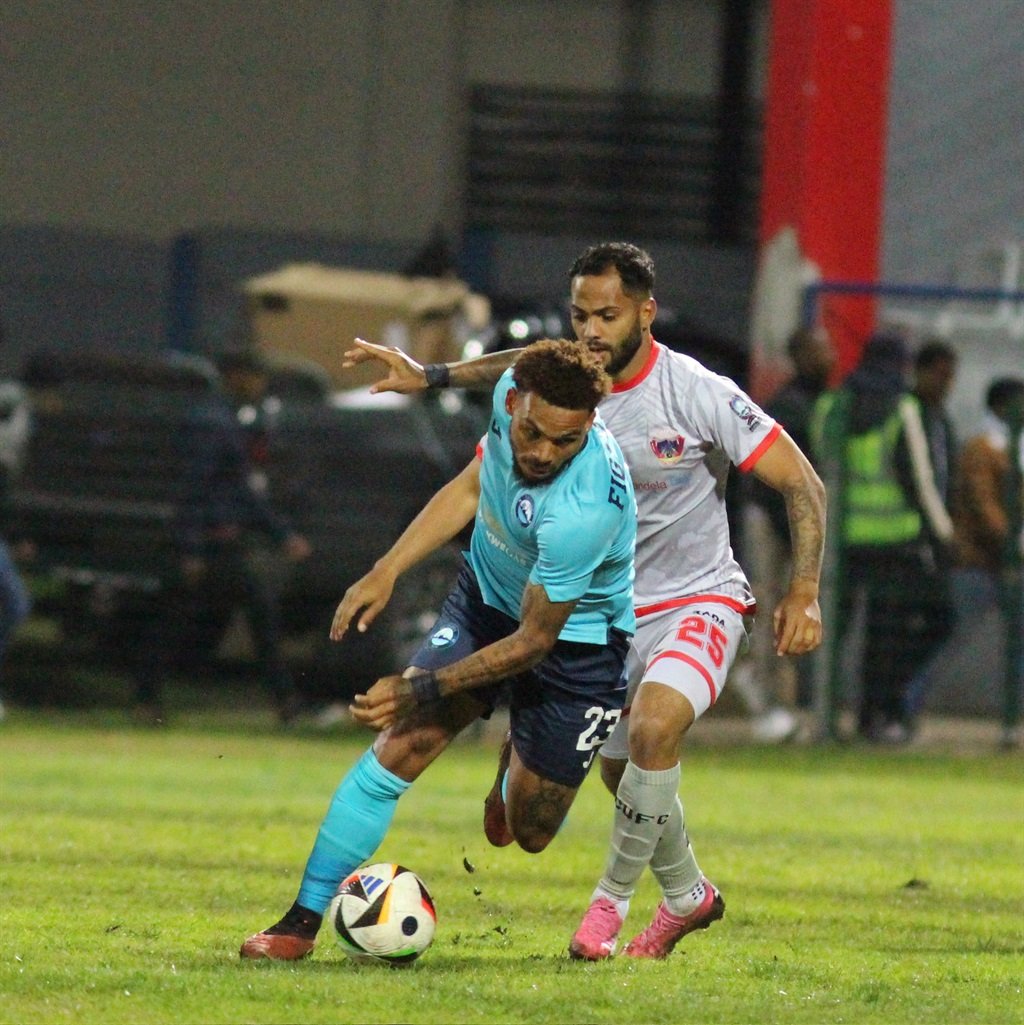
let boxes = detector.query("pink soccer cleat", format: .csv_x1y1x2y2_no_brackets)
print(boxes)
568,896,624,961
622,879,725,959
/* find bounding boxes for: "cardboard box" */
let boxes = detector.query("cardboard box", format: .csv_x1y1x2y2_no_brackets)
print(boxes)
242,263,485,390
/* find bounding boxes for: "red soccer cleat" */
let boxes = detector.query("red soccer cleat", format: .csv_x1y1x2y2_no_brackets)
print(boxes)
483,732,514,847
239,931,316,961
622,879,725,959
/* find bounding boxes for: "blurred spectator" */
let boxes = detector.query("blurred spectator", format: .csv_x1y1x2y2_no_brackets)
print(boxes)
901,340,959,726
812,333,955,743
132,350,311,725
735,325,836,741
0,539,31,714
0,380,33,719
950,377,1024,748
912,340,959,516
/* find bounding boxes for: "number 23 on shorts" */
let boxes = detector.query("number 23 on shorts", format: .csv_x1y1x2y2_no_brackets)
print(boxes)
576,707,622,770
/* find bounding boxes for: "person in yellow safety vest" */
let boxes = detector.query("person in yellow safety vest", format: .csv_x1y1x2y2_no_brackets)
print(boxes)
811,333,954,744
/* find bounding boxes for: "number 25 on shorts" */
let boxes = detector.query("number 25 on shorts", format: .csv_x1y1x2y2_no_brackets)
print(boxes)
675,615,727,668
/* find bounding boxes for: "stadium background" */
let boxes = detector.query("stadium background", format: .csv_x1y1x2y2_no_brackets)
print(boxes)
1,0,1021,721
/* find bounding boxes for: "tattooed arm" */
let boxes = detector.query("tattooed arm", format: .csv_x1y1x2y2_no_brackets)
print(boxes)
749,429,827,655
341,337,521,395
351,582,574,730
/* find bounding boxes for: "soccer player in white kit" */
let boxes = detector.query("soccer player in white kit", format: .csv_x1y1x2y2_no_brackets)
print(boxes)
343,242,826,961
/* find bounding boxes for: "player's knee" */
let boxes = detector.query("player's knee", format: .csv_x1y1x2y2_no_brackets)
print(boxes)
507,801,567,853
512,825,555,854
627,711,682,766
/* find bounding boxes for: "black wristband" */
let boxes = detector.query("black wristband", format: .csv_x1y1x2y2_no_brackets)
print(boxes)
423,363,451,389
410,671,442,704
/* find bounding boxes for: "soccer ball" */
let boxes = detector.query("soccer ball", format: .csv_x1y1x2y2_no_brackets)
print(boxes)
328,863,436,965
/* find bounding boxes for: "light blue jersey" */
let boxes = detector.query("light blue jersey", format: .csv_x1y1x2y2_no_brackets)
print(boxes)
468,370,637,644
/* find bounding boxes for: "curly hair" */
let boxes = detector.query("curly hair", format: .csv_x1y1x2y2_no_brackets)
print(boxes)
568,242,655,300
512,339,610,412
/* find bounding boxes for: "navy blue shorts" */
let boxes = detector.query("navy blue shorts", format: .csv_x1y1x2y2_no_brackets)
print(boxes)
408,561,630,788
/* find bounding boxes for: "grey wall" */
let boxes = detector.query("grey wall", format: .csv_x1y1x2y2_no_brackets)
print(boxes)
2,0,756,362
4,0,735,245
0,226,167,364
6,2,1020,347
4,0,465,243
882,1,1024,283
881,2,1023,434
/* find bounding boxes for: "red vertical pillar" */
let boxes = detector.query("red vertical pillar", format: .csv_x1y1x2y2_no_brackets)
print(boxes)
751,0,893,394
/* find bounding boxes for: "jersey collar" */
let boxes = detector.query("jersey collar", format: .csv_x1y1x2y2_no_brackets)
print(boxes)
611,339,661,393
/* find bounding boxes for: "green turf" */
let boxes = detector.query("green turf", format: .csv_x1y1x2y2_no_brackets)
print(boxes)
1,710,1021,1025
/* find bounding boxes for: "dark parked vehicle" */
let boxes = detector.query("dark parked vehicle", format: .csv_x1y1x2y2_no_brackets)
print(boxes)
2,350,487,700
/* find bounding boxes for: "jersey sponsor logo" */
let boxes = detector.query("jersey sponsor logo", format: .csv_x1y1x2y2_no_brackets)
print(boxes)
484,528,530,567
430,625,459,647
649,432,686,464
635,479,669,491
695,609,726,626
514,493,535,526
728,395,763,431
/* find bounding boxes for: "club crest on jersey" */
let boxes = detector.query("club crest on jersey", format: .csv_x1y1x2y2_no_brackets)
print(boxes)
729,396,763,431
649,433,686,464
514,493,535,527
430,625,459,647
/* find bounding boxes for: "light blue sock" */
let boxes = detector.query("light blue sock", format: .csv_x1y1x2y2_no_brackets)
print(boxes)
296,748,411,913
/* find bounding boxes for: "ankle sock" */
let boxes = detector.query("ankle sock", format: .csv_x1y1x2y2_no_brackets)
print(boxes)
664,877,707,917
268,901,322,940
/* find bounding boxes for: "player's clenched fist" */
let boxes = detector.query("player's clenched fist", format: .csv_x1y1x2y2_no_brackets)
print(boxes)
350,676,414,731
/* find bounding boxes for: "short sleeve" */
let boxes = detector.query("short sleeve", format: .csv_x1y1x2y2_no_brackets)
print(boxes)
691,373,780,472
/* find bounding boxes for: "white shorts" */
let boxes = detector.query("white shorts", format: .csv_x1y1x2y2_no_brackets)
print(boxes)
601,595,754,761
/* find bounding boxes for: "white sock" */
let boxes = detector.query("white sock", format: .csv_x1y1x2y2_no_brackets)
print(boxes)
649,796,706,915
598,759,680,902
589,886,630,922
663,876,707,917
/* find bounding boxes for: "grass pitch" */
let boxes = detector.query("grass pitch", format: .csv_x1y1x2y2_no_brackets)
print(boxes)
1,707,1021,1025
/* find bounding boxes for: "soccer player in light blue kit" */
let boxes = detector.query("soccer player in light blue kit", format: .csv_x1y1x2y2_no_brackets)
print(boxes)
241,339,637,960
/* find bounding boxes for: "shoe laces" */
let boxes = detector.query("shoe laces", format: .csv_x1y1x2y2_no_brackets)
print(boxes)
577,897,622,941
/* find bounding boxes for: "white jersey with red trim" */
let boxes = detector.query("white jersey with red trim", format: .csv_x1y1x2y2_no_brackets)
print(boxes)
599,341,780,610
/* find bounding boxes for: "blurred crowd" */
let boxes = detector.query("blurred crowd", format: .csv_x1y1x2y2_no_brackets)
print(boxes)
0,325,1020,748
804,333,1022,748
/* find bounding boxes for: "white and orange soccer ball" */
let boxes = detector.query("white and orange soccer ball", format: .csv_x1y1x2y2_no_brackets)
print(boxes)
328,863,436,965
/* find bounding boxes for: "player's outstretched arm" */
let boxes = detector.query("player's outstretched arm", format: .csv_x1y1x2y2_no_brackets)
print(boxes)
342,338,429,394
330,458,481,641
350,582,574,730
342,337,522,395
750,429,826,655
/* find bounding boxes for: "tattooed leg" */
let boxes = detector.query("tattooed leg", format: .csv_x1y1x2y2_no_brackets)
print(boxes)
504,745,579,854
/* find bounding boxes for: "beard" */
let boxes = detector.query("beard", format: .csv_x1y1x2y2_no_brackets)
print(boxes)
510,448,554,484
604,317,644,376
